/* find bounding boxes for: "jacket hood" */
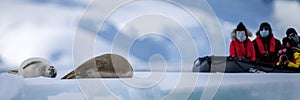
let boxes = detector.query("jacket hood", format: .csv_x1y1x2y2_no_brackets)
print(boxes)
256,22,274,38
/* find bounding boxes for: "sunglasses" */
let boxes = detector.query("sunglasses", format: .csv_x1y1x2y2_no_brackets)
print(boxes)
260,27,270,31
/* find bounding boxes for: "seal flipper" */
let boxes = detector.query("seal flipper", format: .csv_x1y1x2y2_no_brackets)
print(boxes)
61,71,75,79
8,69,18,75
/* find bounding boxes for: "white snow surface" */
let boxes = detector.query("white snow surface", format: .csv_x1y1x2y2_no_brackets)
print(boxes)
1,72,300,100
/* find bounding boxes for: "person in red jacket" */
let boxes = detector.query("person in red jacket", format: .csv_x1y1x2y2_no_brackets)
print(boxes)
252,22,282,63
230,22,256,61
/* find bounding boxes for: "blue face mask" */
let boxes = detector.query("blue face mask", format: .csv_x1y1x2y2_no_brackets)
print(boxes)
260,30,269,38
236,32,246,42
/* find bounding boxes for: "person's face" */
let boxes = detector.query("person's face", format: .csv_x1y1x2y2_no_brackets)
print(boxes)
236,30,246,34
289,33,297,38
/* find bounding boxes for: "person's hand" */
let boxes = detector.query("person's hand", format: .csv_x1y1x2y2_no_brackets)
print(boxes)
283,61,289,66
278,55,282,62
278,55,289,66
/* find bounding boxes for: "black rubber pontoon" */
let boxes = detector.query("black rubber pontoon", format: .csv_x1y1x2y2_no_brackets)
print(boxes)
193,56,300,73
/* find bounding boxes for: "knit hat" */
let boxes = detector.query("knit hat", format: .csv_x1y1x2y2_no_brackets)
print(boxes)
260,22,271,30
236,22,247,32
286,28,297,36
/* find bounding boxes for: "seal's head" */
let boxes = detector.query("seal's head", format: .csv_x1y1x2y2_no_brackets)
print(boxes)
44,65,57,78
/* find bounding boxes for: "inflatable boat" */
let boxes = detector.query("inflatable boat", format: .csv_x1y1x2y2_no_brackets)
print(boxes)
193,56,300,73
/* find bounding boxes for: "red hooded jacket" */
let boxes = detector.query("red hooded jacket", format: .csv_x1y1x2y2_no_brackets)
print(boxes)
230,38,256,61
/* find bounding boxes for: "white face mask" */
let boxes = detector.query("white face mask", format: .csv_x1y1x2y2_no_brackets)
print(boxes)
236,32,246,42
260,30,269,38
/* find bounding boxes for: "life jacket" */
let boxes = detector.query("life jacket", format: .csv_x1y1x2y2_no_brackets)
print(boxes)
277,51,300,68
231,38,255,61
255,37,276,54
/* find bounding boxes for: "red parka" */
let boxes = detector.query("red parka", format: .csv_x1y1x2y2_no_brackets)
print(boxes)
230,38,256,61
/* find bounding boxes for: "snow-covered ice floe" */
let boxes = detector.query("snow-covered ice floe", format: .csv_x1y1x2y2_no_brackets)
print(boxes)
1,72,300,100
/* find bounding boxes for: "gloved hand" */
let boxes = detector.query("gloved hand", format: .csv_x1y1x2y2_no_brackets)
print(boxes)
278,55,289,68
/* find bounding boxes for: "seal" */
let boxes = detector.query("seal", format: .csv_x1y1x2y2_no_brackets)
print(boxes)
8,57,57,78
61,54,133,79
